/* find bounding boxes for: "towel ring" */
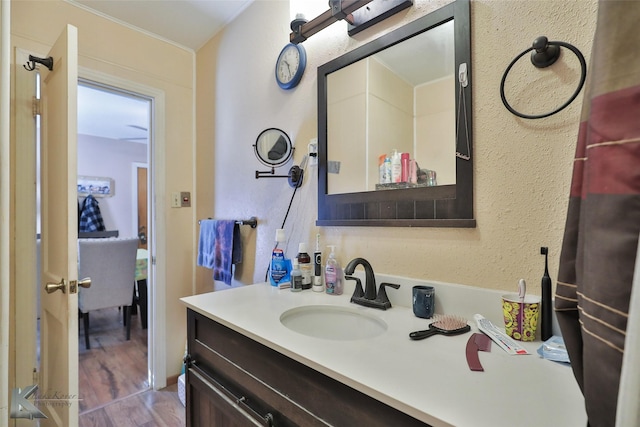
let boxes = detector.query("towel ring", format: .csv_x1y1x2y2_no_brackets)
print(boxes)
500,36,587,119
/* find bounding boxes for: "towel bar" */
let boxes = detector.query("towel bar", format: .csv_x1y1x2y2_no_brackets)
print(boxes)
198,217,257,229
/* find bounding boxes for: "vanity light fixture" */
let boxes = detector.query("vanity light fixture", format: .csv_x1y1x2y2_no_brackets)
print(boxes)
290,0,412,44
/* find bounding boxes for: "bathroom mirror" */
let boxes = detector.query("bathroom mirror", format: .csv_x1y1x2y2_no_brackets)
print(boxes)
317,0,474,227
254,128,293,167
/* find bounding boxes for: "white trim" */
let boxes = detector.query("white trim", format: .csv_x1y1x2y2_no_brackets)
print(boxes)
191,52,197,296
79,67,167,390
131,161,148,236
1,1,11,421
13,47,40,407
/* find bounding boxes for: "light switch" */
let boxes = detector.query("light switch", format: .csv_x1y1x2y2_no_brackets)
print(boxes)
171,192,181,208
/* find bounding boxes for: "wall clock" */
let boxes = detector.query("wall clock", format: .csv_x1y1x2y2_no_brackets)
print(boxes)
275,43,306,90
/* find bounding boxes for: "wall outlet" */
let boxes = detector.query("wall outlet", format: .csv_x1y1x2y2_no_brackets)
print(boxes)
308,138,318,166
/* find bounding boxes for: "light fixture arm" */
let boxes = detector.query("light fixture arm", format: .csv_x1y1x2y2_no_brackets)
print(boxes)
290,0,373,44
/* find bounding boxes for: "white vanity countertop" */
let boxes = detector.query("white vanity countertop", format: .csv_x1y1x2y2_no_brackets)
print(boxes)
181,279,587,427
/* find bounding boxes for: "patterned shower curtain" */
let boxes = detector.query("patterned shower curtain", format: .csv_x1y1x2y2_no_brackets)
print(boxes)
554,2,640,427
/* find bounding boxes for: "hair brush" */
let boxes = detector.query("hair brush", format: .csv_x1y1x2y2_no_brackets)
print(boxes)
409,314,471,340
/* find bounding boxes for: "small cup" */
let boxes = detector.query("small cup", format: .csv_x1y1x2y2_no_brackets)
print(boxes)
502,294,541,341
413,286,435,319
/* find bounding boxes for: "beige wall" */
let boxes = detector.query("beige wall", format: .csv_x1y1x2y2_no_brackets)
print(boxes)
368,57,413,189
326,59,367,194
415,75,456,185
11,0,195,379
196,0,598,295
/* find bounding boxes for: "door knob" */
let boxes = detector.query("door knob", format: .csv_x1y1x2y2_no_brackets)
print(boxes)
78,278,91,288
45,278,66,294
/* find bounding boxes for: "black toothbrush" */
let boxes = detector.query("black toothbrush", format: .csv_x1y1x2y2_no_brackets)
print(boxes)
540,247,553,341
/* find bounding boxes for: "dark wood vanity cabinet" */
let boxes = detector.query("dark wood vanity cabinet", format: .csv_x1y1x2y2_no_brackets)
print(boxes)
186,309,430,427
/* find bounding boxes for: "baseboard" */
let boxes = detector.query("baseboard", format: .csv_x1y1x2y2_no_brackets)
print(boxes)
166,373,179,386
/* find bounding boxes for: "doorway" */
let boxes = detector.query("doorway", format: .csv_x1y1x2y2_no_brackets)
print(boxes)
12,44,169,425
76,80,153,413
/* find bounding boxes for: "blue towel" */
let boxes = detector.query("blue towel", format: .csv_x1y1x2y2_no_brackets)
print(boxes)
197,220,242,285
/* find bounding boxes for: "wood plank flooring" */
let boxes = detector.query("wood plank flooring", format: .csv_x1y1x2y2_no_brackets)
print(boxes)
78,307,185,426
79,384,185,427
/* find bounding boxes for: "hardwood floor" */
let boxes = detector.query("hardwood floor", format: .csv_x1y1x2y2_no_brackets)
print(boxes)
79,384,185,427
78,307,185,426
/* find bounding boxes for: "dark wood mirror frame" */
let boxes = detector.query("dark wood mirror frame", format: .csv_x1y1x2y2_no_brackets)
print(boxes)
317,0,474,228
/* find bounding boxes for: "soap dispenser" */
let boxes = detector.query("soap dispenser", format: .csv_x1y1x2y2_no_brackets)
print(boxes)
324,246,343,295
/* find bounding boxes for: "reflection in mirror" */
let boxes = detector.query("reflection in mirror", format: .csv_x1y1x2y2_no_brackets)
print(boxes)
254,128,293,167
328,20,455,195
317,0,474,227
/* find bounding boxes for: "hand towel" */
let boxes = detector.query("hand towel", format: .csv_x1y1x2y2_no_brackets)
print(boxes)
197,220,242,285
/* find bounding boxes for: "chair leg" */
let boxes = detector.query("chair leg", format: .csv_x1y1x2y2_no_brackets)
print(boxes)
138,279,148,330
125,306,131,341
83,312,90,350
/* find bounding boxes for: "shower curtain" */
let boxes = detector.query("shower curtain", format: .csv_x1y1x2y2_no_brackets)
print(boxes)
554,2,640,427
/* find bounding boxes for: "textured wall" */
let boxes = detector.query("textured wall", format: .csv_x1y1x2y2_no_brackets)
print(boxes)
196,0,598,294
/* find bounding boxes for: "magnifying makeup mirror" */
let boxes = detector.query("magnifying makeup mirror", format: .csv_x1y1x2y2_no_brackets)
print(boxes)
253,128,303,187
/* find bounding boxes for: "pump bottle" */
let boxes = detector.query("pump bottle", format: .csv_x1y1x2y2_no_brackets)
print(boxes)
324,245,343,295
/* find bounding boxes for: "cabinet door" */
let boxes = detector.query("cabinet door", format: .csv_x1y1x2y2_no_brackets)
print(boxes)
187,367,273,427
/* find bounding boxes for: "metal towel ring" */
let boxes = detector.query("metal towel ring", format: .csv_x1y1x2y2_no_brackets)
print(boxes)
500,36,587,119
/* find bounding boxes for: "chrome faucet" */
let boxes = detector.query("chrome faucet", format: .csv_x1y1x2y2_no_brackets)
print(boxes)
344,258,400,310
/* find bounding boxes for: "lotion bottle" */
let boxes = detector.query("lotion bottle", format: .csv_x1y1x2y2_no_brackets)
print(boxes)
391,149,402,183
401,152,410,182
383,157,392,184
324,245,343,295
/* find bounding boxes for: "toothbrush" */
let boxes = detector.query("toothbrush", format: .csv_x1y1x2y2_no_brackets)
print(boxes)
518,278,526,303
517,278,526,335
540,247,553,341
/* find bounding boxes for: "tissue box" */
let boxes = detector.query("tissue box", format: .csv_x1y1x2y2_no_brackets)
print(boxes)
178,373,186,407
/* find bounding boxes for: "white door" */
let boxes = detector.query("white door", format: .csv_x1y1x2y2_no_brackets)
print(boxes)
38,24,79,427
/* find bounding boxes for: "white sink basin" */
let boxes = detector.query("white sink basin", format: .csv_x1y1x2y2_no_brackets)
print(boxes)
280,305,388,340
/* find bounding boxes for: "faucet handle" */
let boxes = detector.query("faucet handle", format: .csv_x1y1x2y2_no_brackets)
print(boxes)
346,276,364,300
375,283,400,309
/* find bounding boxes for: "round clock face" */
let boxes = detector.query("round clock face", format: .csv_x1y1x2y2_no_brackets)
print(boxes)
275,43,306,90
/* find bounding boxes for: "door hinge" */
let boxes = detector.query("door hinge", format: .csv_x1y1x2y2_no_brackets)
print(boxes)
32,96,41,117
152,256,156,265
32,368,40,385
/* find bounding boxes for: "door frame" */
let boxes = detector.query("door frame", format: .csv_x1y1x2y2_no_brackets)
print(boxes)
1,0,11,421
78,68,167,390
131,161,148,246
11,64,168,395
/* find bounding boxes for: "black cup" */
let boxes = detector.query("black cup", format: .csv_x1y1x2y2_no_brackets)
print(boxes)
412,285,435,318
